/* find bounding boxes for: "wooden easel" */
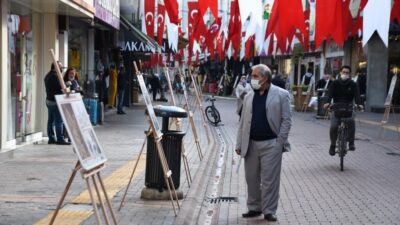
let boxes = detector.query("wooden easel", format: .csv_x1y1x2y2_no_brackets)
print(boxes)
380,73,400,138
49,161,118,225
164,67,192,183
177,68,204,160
48,49,118,225
301,82,314,112
118,62,180,215
187,67,211,143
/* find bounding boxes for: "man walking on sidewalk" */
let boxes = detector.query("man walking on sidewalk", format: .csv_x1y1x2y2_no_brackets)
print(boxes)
235,64,292,221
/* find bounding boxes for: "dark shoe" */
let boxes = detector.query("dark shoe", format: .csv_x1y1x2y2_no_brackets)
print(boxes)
329,145,336,156
242,210,262,218
264,214,277,221
56,141,71,145
117,111,126,115
48,140,56,144
348,143,355,151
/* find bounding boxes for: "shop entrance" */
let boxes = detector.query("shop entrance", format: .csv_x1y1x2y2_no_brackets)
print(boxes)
8,13,36,143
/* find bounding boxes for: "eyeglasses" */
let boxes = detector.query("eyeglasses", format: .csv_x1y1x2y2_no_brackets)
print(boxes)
341,71,350,74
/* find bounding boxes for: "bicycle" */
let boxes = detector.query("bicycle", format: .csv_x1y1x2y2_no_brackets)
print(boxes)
205,95,221,126
329,103,362,171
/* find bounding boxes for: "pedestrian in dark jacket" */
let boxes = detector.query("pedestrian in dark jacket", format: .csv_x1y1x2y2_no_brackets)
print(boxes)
44,62,70,145
117,66,127,114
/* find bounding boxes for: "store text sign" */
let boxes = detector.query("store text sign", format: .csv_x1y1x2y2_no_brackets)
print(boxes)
95,0,120,29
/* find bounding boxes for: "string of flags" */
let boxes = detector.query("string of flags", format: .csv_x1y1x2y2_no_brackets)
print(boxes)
141,0,400,64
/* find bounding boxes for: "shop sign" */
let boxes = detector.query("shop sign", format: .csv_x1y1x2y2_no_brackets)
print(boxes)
72,0,95,13
122,39,172,53
95,0,120,29
325,42,344,58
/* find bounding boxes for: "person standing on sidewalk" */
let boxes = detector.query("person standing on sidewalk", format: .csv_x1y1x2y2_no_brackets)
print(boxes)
116,66,126,114
235,64,292,221
108,64,118,108
235,75,251,118
44,62,71,145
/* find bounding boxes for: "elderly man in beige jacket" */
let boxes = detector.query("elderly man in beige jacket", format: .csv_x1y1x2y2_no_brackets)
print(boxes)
235,64,292,221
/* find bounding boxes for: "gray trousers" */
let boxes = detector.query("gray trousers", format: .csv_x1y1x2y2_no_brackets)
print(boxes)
330,112,355,146
244,139,283,215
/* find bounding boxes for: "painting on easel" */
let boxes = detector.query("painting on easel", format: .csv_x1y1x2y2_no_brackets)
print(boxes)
55,93,107,170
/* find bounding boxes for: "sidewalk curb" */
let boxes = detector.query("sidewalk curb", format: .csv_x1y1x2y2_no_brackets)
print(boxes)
174,127,218,225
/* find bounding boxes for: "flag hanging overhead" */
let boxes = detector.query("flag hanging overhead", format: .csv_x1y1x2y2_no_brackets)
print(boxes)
164,0,180,25
227,0,242,56
391,0,400,23
352,0,368,37
144,0,156,38
363,0,391,47
315,0,353,49
199,0,219,20
265,0,307,53
157,3,166,45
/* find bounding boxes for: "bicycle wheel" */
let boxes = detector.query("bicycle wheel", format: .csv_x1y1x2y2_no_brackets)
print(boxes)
338,126,347,171
212,107,221,125
205,106,218,125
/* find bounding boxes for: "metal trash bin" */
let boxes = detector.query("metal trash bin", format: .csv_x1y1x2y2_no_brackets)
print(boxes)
145,105,187,191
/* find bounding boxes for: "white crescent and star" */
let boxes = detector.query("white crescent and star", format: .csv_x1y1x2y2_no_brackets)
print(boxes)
146,12,154,25
191,9,199,20
210,24,219,33
158,14,164,26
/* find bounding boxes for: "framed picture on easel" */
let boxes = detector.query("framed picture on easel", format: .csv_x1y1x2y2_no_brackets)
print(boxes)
136,73,162,138
55,93,107,170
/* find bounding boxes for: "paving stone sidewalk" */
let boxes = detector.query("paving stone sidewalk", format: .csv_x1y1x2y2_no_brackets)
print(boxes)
1,94,400,225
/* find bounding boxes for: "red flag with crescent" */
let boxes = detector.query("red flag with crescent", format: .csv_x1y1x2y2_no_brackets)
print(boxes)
352,0,367,36
227,0,242,54
315,0,353,48
391,0,400,23
265,0,307,54
144,0,155,38
164,0,180,25
199,0,218,19
205,18,221,60
157,3,166,45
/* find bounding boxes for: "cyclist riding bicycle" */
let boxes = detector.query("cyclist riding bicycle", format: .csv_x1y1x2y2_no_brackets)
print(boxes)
324,65,363,156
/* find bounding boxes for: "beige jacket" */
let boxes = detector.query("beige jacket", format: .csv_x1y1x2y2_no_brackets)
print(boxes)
235,84,292,157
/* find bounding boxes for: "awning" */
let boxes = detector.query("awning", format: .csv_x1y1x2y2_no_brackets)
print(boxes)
120,16,162,53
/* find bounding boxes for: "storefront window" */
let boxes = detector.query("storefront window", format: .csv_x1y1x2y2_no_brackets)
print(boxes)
7,2,41,142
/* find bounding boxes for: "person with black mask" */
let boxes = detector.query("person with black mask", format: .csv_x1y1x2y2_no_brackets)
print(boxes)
324,65,363,156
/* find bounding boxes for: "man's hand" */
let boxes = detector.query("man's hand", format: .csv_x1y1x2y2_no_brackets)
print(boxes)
323,103,330,109
235,148,241,155
357,105,364,111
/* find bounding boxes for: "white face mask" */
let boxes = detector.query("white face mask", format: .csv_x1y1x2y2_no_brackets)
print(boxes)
340,74,349,80
251,79,262,90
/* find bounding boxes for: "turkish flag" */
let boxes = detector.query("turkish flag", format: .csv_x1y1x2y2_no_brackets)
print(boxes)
352,0,368,36
265,0,307,54
144,0,155,38
315,0,353,48
164,0,180,25
391,0,400,23
188,2,200,54
199,0,218,19
216,34,225,61
205,18,221,59
157,3,166,46
227,0,242,54
244,36,255,60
